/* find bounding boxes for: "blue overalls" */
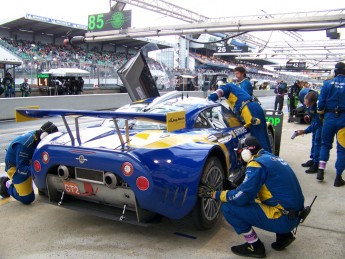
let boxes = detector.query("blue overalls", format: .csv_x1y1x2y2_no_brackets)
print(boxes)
298,88,316,161
5,131,39,204
216,150,305,234
318,75,345,177
304,95,322,166
237,78,253,97
209,83,271,152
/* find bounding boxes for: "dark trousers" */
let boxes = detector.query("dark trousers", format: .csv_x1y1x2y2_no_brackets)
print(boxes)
222,202,300,234
275,95,284,112
288,96,297,117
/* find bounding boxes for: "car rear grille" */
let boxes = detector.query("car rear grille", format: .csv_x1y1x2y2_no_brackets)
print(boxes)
75,167,104,184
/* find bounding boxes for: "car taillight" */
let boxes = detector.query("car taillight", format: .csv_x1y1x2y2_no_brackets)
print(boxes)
122,162,133,176
41,151,50,164
34,160,41,172
136,176,149,191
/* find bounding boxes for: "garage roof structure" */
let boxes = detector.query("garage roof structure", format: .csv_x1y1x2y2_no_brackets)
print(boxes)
0,14,87,38
0,14,172,50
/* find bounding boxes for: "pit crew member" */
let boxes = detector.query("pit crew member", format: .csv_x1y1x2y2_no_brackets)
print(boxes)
317,62,345,187
234,66,253,97
199,136,305,258
0,122,58,203
208,83,271,152
294,91,322,174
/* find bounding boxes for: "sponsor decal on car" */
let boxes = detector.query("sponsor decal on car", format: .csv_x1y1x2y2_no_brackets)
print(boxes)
166,111,186,132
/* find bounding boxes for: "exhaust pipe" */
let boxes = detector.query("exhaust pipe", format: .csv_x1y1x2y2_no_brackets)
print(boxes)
104,172,117,189
58,165,70,180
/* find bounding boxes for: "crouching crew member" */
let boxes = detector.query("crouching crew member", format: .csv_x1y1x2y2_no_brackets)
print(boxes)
199,137,305,258
208,83,271,152
0,122,58,203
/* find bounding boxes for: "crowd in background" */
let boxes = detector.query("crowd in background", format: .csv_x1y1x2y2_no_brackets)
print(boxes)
0,36,321,95
1,37,131,67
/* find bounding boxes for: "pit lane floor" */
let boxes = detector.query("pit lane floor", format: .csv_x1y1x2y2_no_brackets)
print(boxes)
1,114,344,258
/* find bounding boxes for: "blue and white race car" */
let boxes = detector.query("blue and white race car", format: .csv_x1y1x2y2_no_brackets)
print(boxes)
16,45,279,230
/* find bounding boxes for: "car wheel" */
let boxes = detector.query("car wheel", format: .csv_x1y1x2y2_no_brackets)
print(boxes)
268,129,275,153
193,156,224,230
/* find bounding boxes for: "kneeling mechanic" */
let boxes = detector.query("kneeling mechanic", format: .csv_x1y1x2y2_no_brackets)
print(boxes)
199,136,305,258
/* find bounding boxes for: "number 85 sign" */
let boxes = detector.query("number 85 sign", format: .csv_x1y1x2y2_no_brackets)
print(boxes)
88,10,132,32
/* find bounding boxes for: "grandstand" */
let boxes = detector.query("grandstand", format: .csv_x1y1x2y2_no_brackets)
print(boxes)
187,41,315,89
0,13,173,94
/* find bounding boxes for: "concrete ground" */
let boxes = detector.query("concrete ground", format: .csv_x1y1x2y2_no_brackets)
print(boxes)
0,115,344,259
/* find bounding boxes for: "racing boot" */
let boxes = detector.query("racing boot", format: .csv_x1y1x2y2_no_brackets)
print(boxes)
316,169,324,181
231,240,266,258
301,160,313,167
334,175,345,187
271,232,296,251
305,163,318,174
0,177,10,198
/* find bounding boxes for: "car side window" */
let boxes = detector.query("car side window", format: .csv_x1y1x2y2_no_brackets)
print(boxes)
194,114,210,128
195,107,227,129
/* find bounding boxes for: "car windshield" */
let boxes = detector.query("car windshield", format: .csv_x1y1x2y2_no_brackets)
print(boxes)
132,103,186,130
102,95,194,130
101,103,148,128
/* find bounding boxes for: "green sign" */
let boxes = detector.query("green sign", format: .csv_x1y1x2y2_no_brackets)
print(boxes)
88,10,132,32
265,116,281,127
37,73,49,78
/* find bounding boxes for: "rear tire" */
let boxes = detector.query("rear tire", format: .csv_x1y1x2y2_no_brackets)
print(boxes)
192,156,224,230
268,129,275,154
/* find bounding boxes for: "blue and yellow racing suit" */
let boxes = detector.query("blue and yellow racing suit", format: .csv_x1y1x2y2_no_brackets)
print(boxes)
304,103,322,166
208,83,271,152
298,88,320,162
215,150,305,234
5,131,39,204
237,78,253,97
318,74,345,176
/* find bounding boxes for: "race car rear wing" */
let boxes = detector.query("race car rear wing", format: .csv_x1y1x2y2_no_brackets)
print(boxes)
15,108,186,148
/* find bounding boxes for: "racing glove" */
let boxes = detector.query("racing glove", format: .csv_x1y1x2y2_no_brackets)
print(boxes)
198,184,215,199
208,93,219,101
244,117,261,128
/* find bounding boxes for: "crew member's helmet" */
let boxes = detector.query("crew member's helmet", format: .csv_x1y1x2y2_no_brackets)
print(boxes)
39,121,58,140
